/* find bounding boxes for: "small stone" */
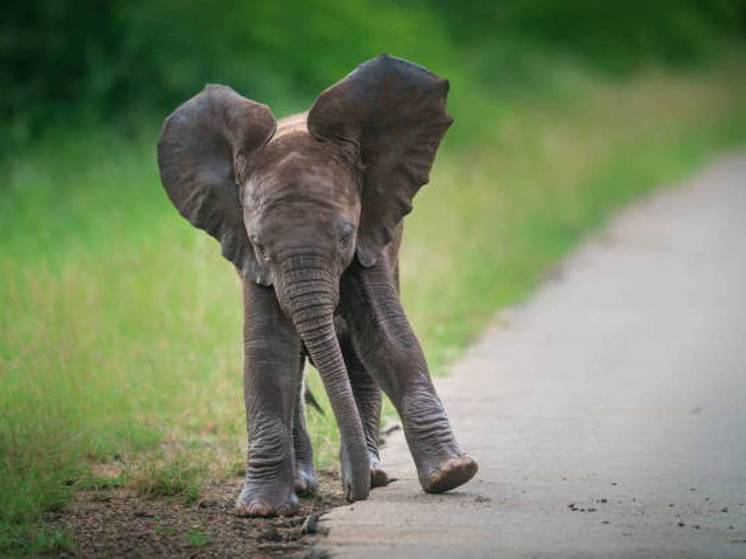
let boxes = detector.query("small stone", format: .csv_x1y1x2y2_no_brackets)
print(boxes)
259,526,282,542
198,499,218,509
301,514,319,535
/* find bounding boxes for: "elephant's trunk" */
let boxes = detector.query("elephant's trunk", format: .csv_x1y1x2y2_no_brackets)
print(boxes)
279,253,370,502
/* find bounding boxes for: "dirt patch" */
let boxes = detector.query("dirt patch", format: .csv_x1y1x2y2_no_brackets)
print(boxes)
45,470,344,558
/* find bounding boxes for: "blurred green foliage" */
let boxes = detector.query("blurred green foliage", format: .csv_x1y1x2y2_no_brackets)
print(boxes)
1,0,450,145
431,0,745,67
2,0,745,146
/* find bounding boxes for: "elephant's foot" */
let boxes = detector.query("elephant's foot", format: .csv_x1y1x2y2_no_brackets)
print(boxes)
294,461,318,496
369,455,390,488
235,479,299,517
420,455,478,494
399,391,477,494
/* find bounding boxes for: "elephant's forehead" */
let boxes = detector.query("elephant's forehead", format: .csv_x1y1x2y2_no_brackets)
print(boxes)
253,135,355,198
254,154,344,201
270,151,336,182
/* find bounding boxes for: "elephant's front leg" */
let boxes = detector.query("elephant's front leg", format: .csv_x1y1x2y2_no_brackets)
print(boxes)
339,261,478,494
236,280,301,517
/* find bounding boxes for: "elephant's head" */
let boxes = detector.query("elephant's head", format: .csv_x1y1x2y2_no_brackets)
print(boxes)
157,54,452,501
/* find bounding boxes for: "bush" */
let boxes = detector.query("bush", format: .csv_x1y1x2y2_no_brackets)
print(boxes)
2,0,743,145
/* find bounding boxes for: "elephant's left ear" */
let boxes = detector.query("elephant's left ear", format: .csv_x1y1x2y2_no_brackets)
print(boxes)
307,54,453,267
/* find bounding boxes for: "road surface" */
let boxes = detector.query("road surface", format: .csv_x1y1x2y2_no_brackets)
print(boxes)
318,155,746,558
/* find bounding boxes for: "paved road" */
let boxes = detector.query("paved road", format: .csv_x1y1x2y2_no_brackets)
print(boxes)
318,156,746,558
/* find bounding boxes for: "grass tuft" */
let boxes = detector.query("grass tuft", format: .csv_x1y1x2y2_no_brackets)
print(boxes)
185,528,213,547
128,453,208,504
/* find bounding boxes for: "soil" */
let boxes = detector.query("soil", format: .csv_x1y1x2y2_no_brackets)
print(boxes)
45,470,344,558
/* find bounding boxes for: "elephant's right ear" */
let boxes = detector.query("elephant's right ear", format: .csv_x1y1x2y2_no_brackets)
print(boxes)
157,84,276,285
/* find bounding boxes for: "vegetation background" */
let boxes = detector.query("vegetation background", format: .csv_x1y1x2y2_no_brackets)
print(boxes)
2,0,746,553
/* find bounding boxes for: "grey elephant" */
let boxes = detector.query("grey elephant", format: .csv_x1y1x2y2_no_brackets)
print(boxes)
157,54,477,517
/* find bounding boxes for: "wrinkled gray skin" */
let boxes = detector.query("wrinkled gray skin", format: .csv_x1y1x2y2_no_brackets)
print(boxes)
157,55,478,517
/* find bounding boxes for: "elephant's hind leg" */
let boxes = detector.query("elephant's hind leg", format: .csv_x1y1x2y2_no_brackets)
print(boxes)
293,353,319,495
340,333,390,488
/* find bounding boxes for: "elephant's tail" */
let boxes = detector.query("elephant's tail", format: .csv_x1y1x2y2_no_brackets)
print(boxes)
304,386,325,415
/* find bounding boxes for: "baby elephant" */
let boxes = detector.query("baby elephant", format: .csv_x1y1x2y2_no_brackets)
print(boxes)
157,54,477,517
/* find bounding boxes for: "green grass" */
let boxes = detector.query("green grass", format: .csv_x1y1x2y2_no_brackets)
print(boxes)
185,528,212,547
127,452,207,505
1,60,746,553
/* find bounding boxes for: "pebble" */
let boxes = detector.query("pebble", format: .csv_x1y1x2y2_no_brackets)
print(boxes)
302,514,319,535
